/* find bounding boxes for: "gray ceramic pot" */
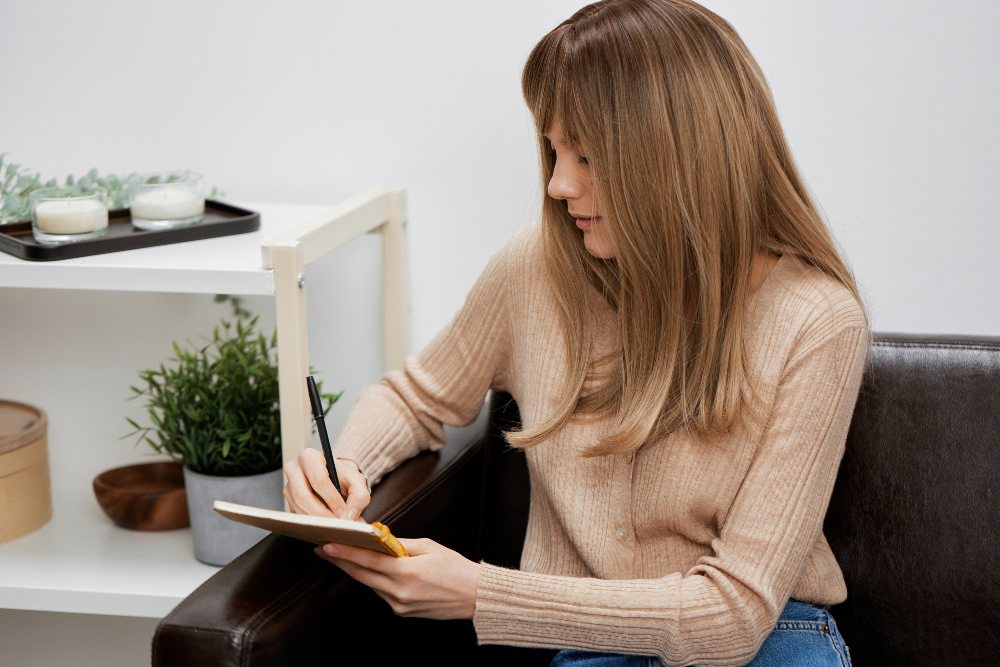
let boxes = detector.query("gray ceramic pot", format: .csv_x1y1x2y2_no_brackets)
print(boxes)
183,466,284,566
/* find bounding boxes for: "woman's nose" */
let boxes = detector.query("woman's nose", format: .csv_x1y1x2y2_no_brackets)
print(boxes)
548,161,582,201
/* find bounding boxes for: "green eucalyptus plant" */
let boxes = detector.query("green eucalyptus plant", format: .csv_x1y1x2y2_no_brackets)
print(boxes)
126,307,339,477
0,154,225,224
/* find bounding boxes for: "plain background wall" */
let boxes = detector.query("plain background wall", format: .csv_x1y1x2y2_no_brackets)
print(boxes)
1,1,998,665
2,0,997,344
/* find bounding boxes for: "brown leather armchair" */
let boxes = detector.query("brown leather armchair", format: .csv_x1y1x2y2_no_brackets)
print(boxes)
153,334,1000,667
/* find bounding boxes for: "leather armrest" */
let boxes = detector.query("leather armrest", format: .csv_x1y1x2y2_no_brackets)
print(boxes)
153,402,492,667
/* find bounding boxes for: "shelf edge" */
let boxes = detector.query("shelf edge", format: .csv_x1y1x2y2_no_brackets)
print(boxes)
0,585,186,619
0,266,275,295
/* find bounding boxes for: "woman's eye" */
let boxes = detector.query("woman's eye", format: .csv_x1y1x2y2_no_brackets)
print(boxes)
578,156,589,165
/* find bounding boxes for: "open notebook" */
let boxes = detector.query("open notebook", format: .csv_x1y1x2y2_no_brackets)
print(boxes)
213,500,408,557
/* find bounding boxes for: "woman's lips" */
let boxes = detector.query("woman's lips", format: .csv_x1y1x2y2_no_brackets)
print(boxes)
574,215,600,230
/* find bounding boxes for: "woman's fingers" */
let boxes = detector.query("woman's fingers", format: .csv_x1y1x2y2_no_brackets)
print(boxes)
283,460,331,517
283,451,339,517
283,491,303,515
314,538,479,620
320,542,396,570
299,448,348,517
282,451,372,520
396,537,433,556
315,543,399,590
335,458,371,521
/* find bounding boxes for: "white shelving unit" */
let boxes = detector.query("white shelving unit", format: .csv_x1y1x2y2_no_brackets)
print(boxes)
0,190,407,618
0,202,309,296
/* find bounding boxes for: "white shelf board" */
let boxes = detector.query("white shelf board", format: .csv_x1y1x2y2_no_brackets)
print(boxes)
0,202,329,295
0,486,221,619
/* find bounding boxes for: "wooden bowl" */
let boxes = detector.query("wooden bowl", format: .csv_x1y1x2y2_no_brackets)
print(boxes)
93,461,189,531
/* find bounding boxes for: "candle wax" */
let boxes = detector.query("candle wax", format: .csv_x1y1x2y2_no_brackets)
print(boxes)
131,187,205,221
34,199,109,234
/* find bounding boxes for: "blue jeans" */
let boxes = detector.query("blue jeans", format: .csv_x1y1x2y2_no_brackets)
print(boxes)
549,600,851,667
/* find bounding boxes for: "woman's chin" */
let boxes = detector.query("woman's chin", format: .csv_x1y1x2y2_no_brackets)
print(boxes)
583,230,615,259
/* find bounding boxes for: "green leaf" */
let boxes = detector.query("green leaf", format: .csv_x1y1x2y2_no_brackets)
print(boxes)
124,313,328,476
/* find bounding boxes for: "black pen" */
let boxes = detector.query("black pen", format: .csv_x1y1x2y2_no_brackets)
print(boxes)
306,375,341,495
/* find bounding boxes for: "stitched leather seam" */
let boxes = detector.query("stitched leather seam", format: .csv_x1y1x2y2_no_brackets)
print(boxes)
153,543,276,664
374,435,488,525
874,340,1000,351
167,540,260,613
159,542,329,666
241,571,334,667
377,442,484,524
238,568,317,629
221,563,322,661
155,625,242,637
153,624,243,667
375,436,486,521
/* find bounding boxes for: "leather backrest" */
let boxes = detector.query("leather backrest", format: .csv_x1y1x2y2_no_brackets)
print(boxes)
485,335,1000,666
479,393,532,569
825,334,1000,666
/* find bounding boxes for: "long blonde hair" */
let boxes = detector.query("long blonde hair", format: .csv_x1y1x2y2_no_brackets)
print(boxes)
508,0,864,456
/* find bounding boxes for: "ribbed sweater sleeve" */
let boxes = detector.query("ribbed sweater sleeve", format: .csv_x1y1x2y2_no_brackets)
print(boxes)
331,241,511,484
473,325,868,666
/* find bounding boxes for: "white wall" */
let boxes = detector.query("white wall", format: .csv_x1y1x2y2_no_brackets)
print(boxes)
2,1,998,343
0,2,997,665
705,0,1000,334
0,610,159,667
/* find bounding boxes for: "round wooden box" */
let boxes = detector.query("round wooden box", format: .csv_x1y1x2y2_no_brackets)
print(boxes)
0,399,51,544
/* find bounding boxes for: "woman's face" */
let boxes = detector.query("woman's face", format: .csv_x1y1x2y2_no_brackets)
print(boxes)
545,118,615,259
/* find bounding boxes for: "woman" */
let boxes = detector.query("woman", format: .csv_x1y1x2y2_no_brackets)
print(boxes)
284,1,866,665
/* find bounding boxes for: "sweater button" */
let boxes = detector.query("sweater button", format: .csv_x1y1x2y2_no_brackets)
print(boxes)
615,526,627,541
625,452,633,463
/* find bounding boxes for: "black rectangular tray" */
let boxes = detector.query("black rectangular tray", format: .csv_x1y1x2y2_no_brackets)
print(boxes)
0,200,260,262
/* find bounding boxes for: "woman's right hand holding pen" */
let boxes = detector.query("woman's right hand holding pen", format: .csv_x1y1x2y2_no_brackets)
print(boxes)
283,450,370,521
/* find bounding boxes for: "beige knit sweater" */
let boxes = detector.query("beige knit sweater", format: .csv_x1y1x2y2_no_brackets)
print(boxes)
333,225,868,667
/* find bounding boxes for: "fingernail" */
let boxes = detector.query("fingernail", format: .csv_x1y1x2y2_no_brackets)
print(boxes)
323,544,340,556
346,507,359,521
335,508,346,519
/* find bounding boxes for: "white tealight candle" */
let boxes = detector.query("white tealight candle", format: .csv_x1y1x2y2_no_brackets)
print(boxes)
130,187,205,221
34,199,109,235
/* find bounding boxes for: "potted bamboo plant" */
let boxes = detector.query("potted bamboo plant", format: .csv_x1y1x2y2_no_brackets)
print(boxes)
127,304,338,565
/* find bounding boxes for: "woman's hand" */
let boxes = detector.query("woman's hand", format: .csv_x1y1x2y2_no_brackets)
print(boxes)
283,449,370,521
315,538,480,620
